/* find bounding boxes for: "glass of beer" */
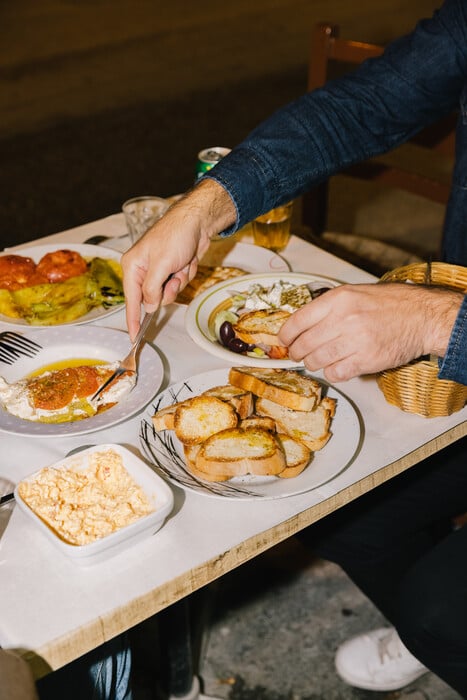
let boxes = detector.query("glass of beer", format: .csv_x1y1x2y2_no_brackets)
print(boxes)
252,201,293,252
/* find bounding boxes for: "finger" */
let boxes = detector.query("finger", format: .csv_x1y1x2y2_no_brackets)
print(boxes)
123,265,145,342
278,295,332,346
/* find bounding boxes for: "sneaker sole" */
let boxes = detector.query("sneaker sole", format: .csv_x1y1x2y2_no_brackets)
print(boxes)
335,658,428,691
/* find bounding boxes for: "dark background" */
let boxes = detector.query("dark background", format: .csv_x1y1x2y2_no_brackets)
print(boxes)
1,0,441,246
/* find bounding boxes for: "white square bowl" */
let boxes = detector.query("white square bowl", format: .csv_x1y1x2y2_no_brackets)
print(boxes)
14,444,174,566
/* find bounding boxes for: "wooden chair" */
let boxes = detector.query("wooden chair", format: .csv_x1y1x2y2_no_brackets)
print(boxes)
300,23,456,274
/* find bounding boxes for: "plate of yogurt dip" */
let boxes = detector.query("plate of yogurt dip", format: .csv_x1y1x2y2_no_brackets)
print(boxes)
0,326,164,437
15,444,174,565
184,272,341,368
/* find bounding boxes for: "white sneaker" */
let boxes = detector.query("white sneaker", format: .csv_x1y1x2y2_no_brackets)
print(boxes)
335,627,428,691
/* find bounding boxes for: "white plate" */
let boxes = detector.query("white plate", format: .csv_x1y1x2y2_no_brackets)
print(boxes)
0,243,124,327
140,368,362,500
198,239,291,273
184,271,341,368
0,326,164,437
15,444,174,566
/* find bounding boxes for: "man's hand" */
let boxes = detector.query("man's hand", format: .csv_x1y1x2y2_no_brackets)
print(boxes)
278,282,463,382
121,179,236,340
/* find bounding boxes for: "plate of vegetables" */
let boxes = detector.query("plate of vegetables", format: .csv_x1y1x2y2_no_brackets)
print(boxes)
0,244,125,326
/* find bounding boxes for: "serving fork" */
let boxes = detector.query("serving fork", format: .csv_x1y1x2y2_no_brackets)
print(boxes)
0,331,42,365
90,311,156,402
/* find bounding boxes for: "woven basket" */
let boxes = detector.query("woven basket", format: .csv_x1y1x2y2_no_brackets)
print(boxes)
376,262,467,417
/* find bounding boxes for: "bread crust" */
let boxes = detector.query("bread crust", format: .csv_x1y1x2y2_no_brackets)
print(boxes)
256,396,334,451
276,433,311,478
229,367,321,411
183,444,230,482
233,309,290,346
195,427,286,476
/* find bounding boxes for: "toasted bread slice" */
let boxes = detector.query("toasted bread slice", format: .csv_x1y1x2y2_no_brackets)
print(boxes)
276,433,311,478
174,395,238,445
183,444,230,482
229,367,322,411
202,384,254,419
232,309,291,346
240,414,276,432
152,401,190,431
177,265,246,304
256,396,336,451
195,427,286,477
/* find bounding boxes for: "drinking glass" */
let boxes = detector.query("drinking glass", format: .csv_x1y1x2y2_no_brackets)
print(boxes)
252,201,293,252
122,196,169,245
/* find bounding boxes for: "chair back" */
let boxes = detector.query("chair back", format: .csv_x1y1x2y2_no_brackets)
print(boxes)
302,23,456,239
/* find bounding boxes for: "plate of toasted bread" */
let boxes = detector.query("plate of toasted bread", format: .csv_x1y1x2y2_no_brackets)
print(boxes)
140,366,362,499
184,272,341,367
175,241,290,304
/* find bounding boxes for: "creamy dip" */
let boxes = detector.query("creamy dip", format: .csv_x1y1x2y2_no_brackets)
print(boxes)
18,449,154,545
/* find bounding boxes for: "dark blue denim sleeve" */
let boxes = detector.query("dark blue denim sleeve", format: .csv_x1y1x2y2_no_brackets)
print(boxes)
204,0,467,234
438,295,467,385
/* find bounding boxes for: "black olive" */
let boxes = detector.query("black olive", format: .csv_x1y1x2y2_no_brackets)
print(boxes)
228,337,249,353
219,321,235,346
312,286,332,299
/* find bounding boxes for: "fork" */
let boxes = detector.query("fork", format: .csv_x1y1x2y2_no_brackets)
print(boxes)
90,311,156,402
0,332,42,365
83,233,129,246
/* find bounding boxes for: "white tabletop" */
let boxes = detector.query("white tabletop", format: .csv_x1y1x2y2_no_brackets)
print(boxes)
1,215,466,677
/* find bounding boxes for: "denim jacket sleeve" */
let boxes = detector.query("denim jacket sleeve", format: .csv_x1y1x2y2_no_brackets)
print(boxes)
438,295,467,384
204,0,467,234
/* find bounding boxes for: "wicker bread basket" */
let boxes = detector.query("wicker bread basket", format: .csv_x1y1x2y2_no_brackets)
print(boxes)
376,262,467,417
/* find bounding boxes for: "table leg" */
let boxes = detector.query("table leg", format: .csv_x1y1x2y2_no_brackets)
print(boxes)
159,597,222,700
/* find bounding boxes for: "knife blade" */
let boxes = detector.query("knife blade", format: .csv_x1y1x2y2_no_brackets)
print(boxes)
0,492,14,507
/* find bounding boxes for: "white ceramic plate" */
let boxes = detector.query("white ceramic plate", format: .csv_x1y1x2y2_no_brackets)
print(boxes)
184,271,341,368
15,444,174,566
0,243,124,327
0,326,164,437
198,240,291,273
140,368,362,500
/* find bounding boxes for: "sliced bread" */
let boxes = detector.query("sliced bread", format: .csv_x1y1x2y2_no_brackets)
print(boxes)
195,427,286,477
232,309,290,346
229,366,322,411
276,433,311,478
202,384,254,419
239,414,276,432
256,396,336,451
174,395,238,445
183,444,230,482
152,400,189,431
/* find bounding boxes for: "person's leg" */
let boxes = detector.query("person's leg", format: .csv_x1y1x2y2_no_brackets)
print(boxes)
395,523,467,696
298,437,467,623
36,634,132,700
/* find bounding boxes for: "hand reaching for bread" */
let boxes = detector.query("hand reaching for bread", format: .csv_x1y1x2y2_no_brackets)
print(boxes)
151,367,336,482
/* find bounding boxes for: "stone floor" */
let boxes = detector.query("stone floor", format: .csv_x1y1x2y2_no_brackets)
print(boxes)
129,538,460,700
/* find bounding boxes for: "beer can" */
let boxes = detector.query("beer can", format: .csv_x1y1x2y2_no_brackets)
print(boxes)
195,146,231,180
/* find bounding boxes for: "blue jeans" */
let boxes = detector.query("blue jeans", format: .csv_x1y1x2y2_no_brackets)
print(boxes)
298,437,467,695
36,634,132,700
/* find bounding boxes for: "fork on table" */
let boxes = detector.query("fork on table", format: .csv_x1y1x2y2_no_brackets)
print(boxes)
90,311,156,402
0,332,42,365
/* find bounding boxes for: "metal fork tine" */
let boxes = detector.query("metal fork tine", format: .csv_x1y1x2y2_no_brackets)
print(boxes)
3,332,42,351
90,310,155,402
0,331,42,365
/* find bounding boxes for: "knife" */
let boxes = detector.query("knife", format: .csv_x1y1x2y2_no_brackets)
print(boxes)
0,492,14,507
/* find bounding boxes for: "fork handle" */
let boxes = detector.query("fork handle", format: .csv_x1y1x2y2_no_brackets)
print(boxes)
131,311,156,349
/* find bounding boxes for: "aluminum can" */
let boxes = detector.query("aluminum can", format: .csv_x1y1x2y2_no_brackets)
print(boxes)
195,146,231,180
